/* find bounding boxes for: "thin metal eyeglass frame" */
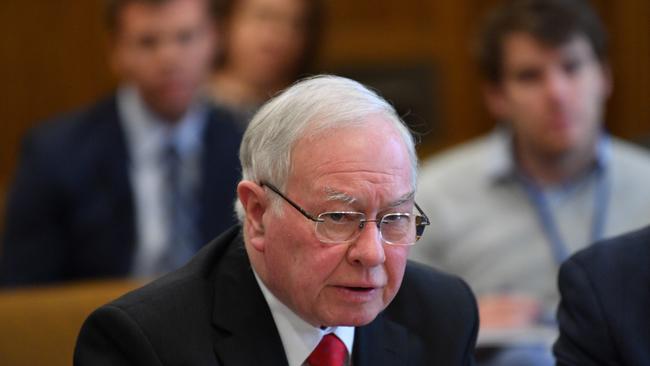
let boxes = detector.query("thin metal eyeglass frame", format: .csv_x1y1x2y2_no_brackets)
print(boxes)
260,181,430,244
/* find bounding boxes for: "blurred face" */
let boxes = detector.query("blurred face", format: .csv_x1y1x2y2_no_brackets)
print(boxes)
225,0,309,88
111,0,216,120
252,118,413,327
486,32,611,159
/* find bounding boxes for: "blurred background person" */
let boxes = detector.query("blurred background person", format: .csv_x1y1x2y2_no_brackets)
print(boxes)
0,0,243,286
410,0,650,365
207,0,323,127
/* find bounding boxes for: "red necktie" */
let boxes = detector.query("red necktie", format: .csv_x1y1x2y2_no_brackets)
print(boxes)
306,333,348,366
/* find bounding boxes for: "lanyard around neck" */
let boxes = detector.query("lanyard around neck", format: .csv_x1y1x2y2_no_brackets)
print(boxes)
518,168,609,264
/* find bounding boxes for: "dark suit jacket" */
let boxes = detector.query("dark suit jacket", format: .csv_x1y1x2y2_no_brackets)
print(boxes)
554,225,650,366
74,226,479,365
0,95,243,286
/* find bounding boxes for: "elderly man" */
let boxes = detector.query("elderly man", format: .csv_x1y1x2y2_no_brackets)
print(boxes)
74,76,478,365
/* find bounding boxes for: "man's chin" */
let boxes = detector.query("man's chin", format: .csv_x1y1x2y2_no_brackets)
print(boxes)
154,100,193,122
320,307,384,327
534,132,583,157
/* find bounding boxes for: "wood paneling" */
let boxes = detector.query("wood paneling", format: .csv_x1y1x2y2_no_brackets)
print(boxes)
0,0,116,197
605,0,650,139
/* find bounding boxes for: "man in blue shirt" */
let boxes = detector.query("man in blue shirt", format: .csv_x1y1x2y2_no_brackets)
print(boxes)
411,0,650,364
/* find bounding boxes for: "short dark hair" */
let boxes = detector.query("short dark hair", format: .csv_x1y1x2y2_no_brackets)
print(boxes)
477,0,608,83
104,0,214,32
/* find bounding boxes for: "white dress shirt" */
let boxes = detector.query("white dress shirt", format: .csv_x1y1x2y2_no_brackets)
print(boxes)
253,271,355,366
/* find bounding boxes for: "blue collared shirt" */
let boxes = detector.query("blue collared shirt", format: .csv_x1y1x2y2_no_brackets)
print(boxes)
117,85,208,277
411,128,650,313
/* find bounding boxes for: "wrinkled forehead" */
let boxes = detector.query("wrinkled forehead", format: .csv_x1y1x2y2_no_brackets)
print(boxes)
288,119,415,195
295,116,412,160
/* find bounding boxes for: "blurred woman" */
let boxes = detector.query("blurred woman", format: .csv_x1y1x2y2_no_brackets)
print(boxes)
209,0,322,126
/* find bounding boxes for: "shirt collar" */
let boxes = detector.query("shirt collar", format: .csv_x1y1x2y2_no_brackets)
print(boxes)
252,271,355,366
486,127,610,185
117,85,208,162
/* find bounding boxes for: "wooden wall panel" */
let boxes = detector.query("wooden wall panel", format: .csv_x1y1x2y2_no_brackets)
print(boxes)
606,1,650,139
0,0,115,202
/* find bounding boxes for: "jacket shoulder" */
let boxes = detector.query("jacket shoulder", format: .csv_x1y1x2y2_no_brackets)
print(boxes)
205,103,245,136
75,227,242,364
566,224,650,280
26,96,119,147
108,226,241,313
14,95,124,188
380,261,478,364
399,260,477,308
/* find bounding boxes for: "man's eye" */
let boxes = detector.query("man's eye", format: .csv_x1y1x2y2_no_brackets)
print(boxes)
135,35,158,50
326,213,346,222
563,59,582,75
323,213,362,224
177,29,197,45
383,214,409,223
515,68,541,83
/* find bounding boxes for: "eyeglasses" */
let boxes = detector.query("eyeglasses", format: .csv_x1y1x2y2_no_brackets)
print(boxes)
261,182,430,246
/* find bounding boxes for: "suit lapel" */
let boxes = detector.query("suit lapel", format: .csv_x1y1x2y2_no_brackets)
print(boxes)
99,96,134,237
84,96,135,272
211,239,288,365
198,107,243,245
353,312,410,366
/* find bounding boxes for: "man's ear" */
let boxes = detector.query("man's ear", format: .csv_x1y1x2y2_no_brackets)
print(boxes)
483,82,509,121
237,180,268,252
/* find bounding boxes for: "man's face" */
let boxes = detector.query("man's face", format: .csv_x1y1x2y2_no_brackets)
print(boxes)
111,0,216,120
258,117,413,327
487,32,610,158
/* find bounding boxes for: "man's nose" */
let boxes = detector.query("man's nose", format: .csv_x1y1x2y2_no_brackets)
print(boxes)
347,222,386,267
544,69,571,102
156,39,181,67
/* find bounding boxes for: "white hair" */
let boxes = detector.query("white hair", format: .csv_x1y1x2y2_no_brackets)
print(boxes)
235,75,418,222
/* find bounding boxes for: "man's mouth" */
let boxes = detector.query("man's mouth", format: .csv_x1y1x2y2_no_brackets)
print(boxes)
331,284,384,303
345,286,375,292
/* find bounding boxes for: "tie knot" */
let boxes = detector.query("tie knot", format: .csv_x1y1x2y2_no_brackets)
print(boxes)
307,333,347,366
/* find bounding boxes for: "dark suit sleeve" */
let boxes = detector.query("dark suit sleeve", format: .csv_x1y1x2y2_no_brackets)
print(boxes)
553,257,617,366
459,277,479,366
74,305,163,366
1,132,69,285
391,262,479,365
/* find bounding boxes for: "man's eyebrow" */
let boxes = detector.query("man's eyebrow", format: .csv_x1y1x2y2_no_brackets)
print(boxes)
387,191,415,208
323,188,415,207
324,187,357,204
